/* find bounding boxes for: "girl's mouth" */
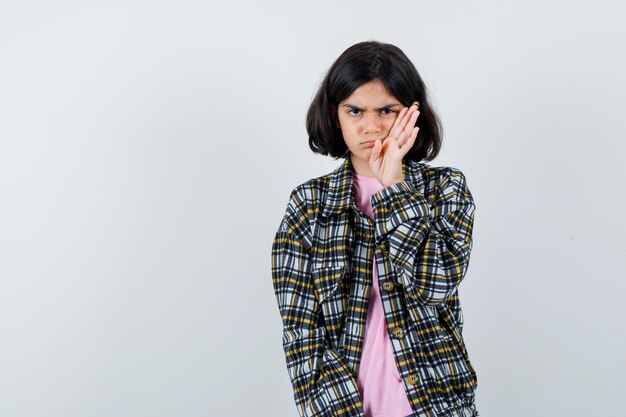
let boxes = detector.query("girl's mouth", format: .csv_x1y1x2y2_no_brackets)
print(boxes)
361,138,383,147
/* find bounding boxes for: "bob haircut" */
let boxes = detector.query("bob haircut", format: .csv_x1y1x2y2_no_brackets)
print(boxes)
306,40,443,161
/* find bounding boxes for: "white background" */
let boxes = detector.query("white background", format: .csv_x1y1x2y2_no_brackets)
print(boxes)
1,1,625,416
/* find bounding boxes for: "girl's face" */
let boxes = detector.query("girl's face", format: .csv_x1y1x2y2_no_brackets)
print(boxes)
334,79,416,175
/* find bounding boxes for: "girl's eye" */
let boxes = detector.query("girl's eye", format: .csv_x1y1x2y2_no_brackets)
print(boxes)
348,109,395,116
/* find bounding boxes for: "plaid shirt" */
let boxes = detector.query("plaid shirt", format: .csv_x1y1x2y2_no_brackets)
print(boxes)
271,157,479,417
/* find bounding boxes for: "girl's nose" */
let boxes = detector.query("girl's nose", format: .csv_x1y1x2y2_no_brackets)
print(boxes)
363,113,382,134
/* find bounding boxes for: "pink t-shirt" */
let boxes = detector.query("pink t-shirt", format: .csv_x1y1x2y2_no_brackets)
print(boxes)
353,173,413,417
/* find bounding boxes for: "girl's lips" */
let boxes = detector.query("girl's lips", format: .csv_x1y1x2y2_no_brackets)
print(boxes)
362,139,382,147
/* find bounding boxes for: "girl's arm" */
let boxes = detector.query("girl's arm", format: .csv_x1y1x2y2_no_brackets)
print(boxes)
271,187,363,417
372,167,476,306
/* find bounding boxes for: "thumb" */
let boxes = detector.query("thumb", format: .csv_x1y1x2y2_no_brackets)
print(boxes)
370,138,382,163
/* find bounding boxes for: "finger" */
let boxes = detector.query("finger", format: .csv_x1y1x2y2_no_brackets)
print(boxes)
393,105,415,133
388,106,408,135
388,110,407,142
391,104,418,142
397,110,420,147
370,138,382,162
401,127,419,154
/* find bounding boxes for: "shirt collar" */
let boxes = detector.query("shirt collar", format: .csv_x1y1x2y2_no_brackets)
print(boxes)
321,156,414,218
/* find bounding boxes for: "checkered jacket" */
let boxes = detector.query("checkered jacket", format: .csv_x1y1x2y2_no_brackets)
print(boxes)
270,157,479,417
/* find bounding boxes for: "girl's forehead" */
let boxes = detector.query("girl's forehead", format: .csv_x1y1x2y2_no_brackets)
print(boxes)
341,82,400,104
339,96,401,108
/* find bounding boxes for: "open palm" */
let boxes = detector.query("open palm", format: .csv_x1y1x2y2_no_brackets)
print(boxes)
369,102,420,186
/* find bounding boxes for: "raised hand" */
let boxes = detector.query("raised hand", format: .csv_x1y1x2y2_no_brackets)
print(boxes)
369,101,420,187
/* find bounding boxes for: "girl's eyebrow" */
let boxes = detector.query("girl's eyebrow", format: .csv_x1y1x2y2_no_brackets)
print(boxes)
341,103,401,111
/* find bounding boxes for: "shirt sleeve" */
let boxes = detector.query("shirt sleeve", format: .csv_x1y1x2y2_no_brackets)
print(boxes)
370,167,476,306
271,188,364,417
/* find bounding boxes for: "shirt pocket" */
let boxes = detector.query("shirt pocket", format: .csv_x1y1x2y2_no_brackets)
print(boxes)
412,325,478,409
311,264,350,345
403,303,477,411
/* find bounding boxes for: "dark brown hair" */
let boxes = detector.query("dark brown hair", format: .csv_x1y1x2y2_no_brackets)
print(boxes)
306,40,443,161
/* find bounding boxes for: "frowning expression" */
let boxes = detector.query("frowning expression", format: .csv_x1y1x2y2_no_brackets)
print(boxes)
334,79,403,161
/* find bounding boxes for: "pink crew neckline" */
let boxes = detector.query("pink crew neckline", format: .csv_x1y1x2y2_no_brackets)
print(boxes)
353,173,378,180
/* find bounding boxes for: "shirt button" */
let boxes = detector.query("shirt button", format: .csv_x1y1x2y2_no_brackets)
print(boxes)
407,374,420,385
391,327,404,339
381,280,395,292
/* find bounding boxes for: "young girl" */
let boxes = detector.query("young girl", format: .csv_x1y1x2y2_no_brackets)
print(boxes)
271,41,479,417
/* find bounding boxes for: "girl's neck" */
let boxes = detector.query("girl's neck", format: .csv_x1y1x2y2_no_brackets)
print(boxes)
350,155,375,178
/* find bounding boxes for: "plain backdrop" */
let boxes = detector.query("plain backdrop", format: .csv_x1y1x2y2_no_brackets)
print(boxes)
1,1,625,416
